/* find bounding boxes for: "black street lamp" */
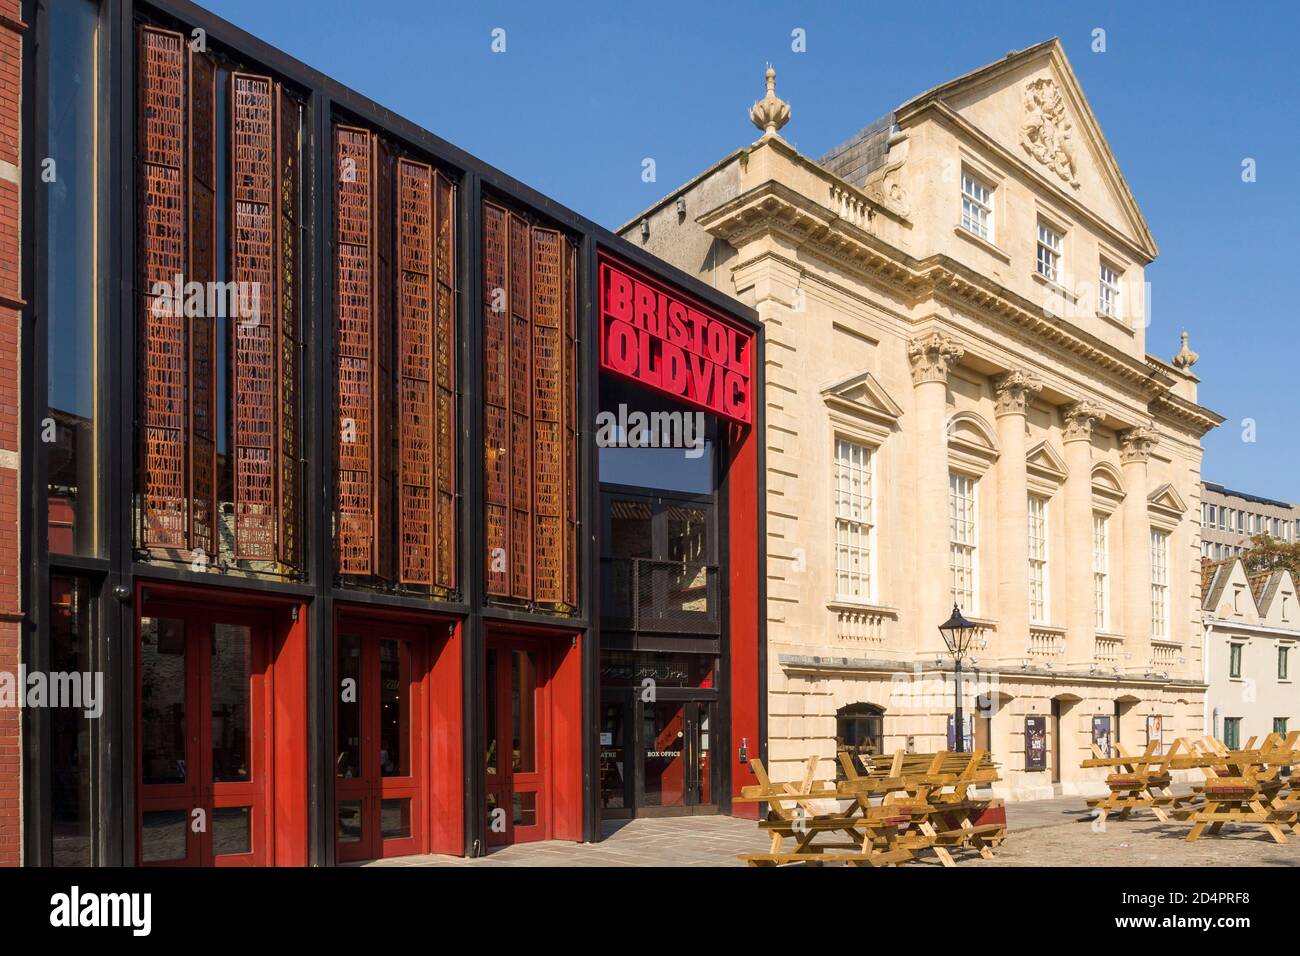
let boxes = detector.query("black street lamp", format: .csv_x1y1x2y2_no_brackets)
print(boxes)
938,604,978,753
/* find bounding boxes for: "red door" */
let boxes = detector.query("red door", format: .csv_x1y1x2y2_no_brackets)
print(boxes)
335,625,424,862
485,636,550,846
137,599,271,866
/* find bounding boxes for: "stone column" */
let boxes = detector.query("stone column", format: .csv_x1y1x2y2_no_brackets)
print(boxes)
1062,402,1100,666
993,371,1041,663
1119,426,1157,669
908,332,964,657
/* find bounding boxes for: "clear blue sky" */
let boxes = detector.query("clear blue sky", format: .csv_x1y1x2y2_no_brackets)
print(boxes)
202,0,1300,501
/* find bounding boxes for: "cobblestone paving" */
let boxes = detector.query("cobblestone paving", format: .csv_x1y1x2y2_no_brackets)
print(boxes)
365,797,1300,867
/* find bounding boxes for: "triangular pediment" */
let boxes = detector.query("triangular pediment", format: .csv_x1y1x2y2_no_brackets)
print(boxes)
1025,440,1068,483
1258,571,1297,626
898,39,1156,260
821,371,904,427
1148,482,1188,517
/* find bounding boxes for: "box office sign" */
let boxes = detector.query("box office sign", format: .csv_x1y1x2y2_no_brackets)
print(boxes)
1025,716,1047,771
598,253,754,424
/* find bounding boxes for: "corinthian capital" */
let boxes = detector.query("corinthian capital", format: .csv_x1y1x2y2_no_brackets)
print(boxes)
992,370,1042,418
908,332,964,386
1062,400,1101,443
1118,425,1158,464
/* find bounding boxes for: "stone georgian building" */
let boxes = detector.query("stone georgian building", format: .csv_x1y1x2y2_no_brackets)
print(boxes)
621,39,1224,798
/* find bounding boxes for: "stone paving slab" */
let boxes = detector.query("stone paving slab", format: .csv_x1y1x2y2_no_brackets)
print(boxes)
362,795,1300,867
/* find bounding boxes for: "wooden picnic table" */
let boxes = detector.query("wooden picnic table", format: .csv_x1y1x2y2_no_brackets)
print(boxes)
736,751,1006,867
1165,733,1300,844
1080,739,1192,824
734,757,919,866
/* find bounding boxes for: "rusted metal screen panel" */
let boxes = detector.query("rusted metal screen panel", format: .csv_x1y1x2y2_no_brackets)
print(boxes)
397,158,434,585
433,172,457,591
187,48,217,559
563,242,579,608
231,73,277,561
374,141,395,581
335,126,374,574
508,215,533,600
275,85,301,570
482,201,510,596
531,227,565,604
139,26,187,549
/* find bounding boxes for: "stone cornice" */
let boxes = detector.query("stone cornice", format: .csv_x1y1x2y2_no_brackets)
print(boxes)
698,181,1223,431
1150,390,1225,438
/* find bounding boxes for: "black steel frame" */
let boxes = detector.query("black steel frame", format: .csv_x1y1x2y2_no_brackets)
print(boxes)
20,0,767,865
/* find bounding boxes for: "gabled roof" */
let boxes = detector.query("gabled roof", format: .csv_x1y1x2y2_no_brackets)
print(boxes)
889,38,1158,260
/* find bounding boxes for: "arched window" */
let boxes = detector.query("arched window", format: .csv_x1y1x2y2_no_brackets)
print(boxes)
836,703,885,778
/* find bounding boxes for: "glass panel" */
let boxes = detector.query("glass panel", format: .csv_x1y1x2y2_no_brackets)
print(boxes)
211,624,251,782
336,800,363,844
513,791,537,828
600,651,715,689
664,503,710,615
604,497,652,619
485,649,498,776
212,806,251,856
335,634,361,778
599,699,628,810
379,639,410,777
695,704,712,804
642,702,687,807
511,650,536,774
46,0,100,556
140,617,187,785
141,809,188,863
380,799,411,840
50,575,94,865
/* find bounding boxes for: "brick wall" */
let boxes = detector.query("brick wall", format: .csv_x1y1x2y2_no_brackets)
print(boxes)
0,0,24,867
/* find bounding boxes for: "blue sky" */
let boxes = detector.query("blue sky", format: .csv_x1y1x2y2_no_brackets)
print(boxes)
202,0,1300,501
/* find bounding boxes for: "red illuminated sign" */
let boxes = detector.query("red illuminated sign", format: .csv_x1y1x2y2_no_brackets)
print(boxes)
598,254,753,424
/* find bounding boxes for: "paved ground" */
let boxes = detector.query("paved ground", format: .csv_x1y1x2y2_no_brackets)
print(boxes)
364,794,1300,867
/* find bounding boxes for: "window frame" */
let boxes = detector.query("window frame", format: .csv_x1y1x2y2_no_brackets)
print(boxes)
833,436,876,604
1035,219,1064,284
949,471,979,615
1092,512,1109,631
1229,642,1243,679
1027,493,1049,624
960,170,995,243
1098,260,1122,319
1149,528,1170,640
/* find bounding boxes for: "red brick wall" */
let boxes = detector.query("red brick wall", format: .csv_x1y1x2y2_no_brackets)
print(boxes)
0,0,24,867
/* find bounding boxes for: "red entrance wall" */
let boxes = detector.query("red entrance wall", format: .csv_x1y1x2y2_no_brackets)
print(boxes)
134,581,311,865
334,605,464,858
485,623,583,843
726,421,761,819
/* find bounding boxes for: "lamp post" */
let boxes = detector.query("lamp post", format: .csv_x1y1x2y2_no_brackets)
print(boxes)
938,604,978,753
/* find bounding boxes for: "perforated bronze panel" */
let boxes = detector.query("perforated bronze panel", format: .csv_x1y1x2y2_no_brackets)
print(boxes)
397,159,434,584
139,26,187,549
481,199,578,608
374,141,395,582
187,49,217,559
433,171,457,591
335,126,374,574
275,85,302,569
531,227,565,603
508,214,533,600
231,73,277,561
483,202,510,596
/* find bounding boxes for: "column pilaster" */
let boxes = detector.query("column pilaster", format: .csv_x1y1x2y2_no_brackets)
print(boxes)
993,370,1040,662
1119,425,1157,669
1062,402,1100,666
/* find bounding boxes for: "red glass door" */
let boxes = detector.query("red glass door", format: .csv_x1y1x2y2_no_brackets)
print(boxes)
335,627,425,862
485,637,550,846
137,599,270,866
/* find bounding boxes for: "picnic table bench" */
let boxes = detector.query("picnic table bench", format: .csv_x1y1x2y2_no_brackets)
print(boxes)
1166,733,1300,844
1080,739,1191,824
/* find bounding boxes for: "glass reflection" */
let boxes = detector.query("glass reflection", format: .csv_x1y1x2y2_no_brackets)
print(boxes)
140,617,186,785
211,624,251,782
335,634,361,778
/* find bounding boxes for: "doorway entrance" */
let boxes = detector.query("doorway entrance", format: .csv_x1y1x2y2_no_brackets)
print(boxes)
137,598,272,866
334,624,425,862
485,635,551,846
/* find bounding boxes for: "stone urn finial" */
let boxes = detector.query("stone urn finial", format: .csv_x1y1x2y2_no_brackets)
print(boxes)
749,65,790,139
1172,330,1200,370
